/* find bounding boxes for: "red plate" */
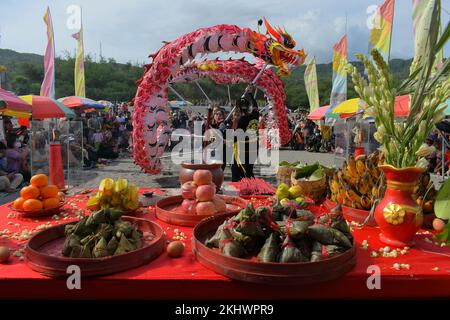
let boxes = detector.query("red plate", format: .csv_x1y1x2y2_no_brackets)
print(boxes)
192,213,356,285
155,195,248,227
25,216,165,278
8,201,66,218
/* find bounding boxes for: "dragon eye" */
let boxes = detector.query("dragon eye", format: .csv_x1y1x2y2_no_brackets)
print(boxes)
283,38,294,48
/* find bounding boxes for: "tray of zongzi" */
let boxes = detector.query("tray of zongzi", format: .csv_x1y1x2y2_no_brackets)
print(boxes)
192,203,356,285
26,208,165,278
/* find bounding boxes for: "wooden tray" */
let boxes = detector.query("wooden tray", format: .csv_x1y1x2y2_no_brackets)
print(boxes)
8,201,66,218
192,213,356,286
155,195,248,227
325,199,377,226
25,216,165,278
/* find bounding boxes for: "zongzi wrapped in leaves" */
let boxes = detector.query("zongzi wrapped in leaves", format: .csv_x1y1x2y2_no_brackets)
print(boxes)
106,237,119,255
278,237,308,263
330,218,353,243
235,220,265,237
62,233,81,256
69,245,83,258
114,220,134,237
106,208,124,222
114,234,136,255
73,217,94,236
295,237,312,259
295,210,315,222
64,224,75,236
92,237,109,258
232,203,256,223
219,238,247,258
257,233,279,262
96,223,113,239
307,224,352,248
325,245,346,257
310,241,323,262
205,220,233,248
276,220,312,239
255,206,271,221
79,245,92,258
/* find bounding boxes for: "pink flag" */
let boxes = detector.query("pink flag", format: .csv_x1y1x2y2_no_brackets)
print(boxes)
40,7,56,98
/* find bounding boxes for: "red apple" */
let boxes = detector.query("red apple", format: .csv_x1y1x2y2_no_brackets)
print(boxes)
196,201,217,216
193,170,213,186
181,181,197,199
196,184,215,202
180,199,196,215
212,195,227,213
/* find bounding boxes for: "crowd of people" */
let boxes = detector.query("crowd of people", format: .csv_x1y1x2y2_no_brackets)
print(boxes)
0,99,447,193
0,118,30,193
0,106,134,194
81,110,133,169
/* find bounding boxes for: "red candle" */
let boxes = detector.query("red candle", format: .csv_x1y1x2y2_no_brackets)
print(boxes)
49,142,65,189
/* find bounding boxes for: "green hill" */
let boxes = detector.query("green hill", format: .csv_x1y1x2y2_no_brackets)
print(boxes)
0,48,412,108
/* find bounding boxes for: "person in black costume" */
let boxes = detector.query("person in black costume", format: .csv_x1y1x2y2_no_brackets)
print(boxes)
229,86,260,182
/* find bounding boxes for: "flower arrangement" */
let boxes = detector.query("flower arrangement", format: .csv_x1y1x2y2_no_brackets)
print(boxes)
347,2,449,168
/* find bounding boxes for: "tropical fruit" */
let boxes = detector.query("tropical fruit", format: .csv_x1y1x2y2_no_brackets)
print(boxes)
13,197,26,210
30,174,48,188
40,185,59,199
88,177,139,211
328,152,382,210
20,186,40,200
275,183,290,200
23,199,43,211
43,197,60,209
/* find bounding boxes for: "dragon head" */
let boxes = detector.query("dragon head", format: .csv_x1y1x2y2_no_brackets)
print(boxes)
251,17,306,76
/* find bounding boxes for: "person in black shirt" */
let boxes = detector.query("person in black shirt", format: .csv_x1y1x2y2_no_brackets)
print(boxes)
229,86,260,182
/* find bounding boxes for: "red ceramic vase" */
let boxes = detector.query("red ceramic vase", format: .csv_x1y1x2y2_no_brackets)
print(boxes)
374,165,424,247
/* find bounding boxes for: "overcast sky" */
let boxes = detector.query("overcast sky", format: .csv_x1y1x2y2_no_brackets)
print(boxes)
0,0,449,65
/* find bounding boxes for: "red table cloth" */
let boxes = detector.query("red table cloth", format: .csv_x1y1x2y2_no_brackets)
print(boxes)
0,190,449,299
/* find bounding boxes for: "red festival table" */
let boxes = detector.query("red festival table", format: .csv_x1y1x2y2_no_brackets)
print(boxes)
0,190,449,299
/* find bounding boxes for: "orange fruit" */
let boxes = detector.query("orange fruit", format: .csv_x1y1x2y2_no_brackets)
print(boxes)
43,197,60,209
23,199,43,211
40,185,59,199
30,174,48,188
13,197,26,210
20,186,40,200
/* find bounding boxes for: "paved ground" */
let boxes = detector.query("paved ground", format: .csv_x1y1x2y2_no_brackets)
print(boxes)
77,149,336,191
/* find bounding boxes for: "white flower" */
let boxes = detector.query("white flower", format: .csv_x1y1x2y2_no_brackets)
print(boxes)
416,157,429,170
415,144,436,157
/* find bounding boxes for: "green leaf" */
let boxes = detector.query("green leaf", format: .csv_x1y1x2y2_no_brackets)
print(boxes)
435,21,450,54
294,162,320,179
434,222,450,244
278,161,291,167
434,178,450,220
309,167,324,181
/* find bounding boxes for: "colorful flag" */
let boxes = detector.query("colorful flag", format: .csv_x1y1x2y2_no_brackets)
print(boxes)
412,0,443,66
72,27,86,97
328,35,347,118
40,7,56,98
369,0,395,61
304,56,320,113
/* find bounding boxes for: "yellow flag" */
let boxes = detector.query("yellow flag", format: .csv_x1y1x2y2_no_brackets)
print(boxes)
72,28,86,97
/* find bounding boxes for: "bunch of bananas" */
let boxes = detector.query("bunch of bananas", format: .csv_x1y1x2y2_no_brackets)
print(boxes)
328,152,384,211
87,177,139,212
414,173,437,214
